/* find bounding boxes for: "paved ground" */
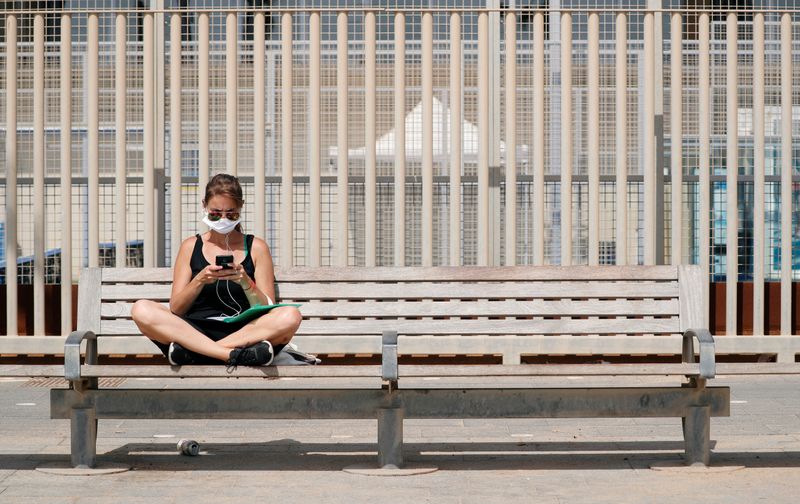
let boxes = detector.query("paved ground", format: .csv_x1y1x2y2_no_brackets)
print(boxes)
0,374,798,503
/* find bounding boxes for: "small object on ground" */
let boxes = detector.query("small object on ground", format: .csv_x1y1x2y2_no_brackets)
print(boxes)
177,439,200,456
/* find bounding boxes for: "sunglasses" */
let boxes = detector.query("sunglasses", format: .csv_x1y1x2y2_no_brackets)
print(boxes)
206,210,240,221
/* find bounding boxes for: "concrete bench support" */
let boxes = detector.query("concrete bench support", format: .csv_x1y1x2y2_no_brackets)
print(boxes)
378,407,404,469
70,406,97,469
684,405,711,466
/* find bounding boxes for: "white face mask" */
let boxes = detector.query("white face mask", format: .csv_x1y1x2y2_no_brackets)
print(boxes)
203,212,240,235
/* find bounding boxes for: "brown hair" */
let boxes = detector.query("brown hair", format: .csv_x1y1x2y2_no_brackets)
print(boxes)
203,173,244,208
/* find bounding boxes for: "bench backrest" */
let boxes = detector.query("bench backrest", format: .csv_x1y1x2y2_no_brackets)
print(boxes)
85,265,705,354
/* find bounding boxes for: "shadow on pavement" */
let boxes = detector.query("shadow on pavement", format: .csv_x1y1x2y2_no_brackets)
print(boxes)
2,440,798,472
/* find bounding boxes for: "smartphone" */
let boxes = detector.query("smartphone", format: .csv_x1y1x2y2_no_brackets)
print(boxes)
215,255,234,269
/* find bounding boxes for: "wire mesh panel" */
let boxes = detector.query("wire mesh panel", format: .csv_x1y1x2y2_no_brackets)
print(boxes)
0,1,799,338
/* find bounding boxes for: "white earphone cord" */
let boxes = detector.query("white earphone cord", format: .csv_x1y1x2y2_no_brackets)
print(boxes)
215,232,243,317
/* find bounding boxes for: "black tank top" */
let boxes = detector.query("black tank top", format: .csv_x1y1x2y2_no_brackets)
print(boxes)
185,234,256,320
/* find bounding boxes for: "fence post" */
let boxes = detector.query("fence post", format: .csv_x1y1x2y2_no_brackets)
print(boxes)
280,12,293,266
560,11,572,266
652,1,666,266
61,13,74,335
33,14,45,335
781,13,793,336
615,12,628,267
726,12,739,335
115,13,127,268
394,12,406,267
698,12,711,328
450,12,462,266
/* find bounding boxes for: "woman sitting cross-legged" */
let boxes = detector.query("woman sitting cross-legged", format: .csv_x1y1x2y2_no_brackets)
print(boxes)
131,173,302,368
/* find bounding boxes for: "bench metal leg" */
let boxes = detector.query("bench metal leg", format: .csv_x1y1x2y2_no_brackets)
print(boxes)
70,406,97,469
683,405,711,466
378,407,404,469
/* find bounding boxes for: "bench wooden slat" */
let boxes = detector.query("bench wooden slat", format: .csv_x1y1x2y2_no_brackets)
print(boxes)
101,281,680,301
101,299,681,319
80,364,381,378
99,266,680,283
0,365,66,378
275,266,680,282
278,282,681,300
714,363,800,375
399,363,701,377
100,317,681,336
293,317,682,335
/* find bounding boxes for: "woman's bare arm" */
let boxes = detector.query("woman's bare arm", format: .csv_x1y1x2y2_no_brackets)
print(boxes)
243,237,276,306
169,237,207,315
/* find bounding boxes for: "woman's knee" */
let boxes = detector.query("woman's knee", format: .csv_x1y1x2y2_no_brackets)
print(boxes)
266,307,302,337
131,299,161,327
281,307,303,334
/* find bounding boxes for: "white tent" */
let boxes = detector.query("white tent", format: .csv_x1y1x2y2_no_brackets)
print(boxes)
329,96,528,162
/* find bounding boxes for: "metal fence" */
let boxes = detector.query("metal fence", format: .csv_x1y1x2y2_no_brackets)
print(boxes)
0,2,799,356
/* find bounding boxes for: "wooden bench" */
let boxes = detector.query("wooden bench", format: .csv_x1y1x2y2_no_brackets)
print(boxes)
52,265,729,470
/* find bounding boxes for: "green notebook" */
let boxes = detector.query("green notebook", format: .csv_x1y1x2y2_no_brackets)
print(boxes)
222,303,301,324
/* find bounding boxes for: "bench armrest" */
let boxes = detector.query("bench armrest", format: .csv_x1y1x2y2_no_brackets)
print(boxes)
64,330,98,382
682,328,716,379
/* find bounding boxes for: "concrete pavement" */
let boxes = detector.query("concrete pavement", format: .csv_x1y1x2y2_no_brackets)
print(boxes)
0,374,798,503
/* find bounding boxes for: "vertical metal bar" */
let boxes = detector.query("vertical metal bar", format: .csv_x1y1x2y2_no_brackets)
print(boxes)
266,43,275,179
170,13,182,266
560,12,573,266
5,14,17,336
144,13,155,267
394,12,406,267
61,14,73,335
198,13,209,196
699,13,711,327
505,12,517,266
88,13,99,268
281,12,293,266
158,0,169,254
154,4,167,261
781,13,792,335
753,13,765,336
653,2,666,266
309,12,321,267
336,11,349,267
365,11,377,267
486,0,503,266
115,14,127,268
615,12,628,266
671,12,683,266
587,12,600,266
449,13,462,266
533,12,545,266
33,14,45,335
643,11,656,265
422,12,434,267
478,11,490,266
226,12,238,176
488,1,503,267
726,12,738,335
254,12,266,238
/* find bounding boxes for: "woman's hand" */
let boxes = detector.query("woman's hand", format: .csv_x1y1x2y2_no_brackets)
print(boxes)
209,263,252,290
193,264,230,285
